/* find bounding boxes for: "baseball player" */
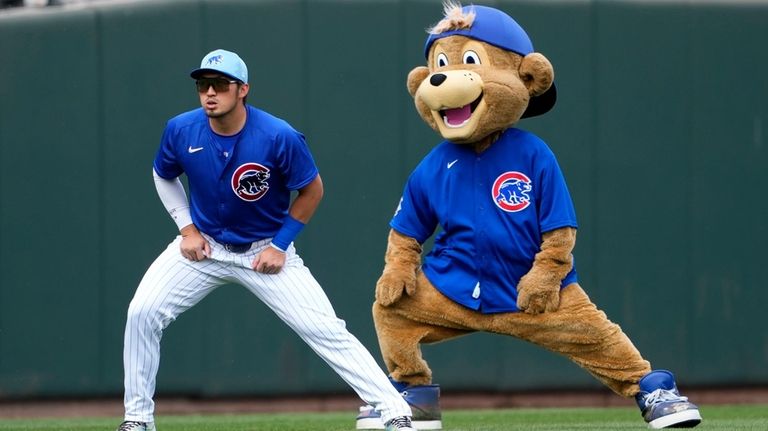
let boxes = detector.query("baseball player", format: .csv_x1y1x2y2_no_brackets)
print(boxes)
116,49,415,431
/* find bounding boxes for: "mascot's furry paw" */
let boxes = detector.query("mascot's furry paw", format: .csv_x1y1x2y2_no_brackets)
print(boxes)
516,269,561,314
375,229,423,307
516,227,576,314
375,268,417,307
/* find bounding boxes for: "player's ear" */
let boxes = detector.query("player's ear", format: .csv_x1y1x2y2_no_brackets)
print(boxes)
239,83,250,99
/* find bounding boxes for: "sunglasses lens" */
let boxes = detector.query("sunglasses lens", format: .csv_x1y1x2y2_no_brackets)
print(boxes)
212,79,226,92
196,78,233,93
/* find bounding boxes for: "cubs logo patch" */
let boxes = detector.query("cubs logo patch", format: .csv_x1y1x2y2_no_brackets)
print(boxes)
206,54,224,65
492,171,532,212
232,163,270,202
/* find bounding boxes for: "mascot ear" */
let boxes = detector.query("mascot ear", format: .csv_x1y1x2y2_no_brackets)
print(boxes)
519,53,554,97
407,66,430,97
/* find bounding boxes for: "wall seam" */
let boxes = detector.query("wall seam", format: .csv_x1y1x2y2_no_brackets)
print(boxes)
95,6,107,391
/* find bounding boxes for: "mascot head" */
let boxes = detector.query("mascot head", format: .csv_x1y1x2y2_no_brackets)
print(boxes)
407,1,556,148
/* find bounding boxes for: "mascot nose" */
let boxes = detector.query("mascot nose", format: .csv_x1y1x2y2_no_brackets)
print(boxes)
430,73,447,87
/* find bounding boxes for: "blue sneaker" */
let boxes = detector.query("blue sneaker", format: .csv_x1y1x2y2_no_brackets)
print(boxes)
356,380,443,430
635,370,702,429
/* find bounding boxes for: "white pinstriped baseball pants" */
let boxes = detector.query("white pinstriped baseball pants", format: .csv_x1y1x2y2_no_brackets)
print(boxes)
123,236,411,424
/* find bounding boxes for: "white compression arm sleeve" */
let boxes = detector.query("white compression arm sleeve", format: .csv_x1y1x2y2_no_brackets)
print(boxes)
153,168,193,230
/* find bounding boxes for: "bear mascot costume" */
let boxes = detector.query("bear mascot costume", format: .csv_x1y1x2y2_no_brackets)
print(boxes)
356,2,702,430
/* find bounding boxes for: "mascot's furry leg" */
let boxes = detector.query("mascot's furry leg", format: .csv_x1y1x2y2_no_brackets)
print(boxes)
371,227,700,428
372,298,471,386
492,282,651,396
373,229,650,397
374,276,650,396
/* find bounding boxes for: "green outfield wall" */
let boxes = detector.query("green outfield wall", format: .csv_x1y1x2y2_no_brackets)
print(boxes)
0,0,766,399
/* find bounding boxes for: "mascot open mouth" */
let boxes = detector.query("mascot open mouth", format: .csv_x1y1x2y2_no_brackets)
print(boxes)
440,94,483,128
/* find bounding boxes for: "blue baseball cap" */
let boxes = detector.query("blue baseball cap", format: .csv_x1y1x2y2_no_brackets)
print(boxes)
190,49,248,83
424,5,533,58
424,5,556,119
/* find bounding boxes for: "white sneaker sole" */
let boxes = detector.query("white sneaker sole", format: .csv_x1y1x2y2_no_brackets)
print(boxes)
356,417,385,429
357,418,443,430
412,420,442,429
648,409,702,429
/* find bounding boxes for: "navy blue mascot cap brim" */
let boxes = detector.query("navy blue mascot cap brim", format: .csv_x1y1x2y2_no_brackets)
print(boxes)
424,5,556,118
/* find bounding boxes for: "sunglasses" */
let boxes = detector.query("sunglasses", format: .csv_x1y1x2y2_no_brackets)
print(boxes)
195,77,239,93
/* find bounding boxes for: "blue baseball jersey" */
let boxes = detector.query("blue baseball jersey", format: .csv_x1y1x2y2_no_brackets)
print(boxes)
391,128,578,313
153,105,318,245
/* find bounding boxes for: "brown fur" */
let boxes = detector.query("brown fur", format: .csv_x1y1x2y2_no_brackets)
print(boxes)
375,230,423,306
373,267,651,396
374,3,652,400
408,36,553,145
516,228,576,314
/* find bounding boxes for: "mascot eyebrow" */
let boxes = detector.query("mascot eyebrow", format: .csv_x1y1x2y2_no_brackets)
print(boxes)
427,1,476,34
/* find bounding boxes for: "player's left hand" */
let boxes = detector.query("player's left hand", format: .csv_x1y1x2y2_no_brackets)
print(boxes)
252,246,286,274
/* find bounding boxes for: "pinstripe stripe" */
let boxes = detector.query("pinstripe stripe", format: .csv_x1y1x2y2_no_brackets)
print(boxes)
122,238,411,424
124,237,227,422
231,245,411,422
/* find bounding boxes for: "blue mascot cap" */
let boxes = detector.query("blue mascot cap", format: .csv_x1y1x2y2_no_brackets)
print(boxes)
424,5,533,57
423,5,556,118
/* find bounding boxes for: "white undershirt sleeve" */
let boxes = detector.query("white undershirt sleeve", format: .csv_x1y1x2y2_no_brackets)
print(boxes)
153,168,193,230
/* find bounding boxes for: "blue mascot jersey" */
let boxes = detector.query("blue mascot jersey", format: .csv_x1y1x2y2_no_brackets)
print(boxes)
391,128,578,313
153,105,318,245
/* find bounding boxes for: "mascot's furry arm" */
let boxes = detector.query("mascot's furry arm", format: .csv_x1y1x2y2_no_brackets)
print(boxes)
375,229,422,306
516,226,577,314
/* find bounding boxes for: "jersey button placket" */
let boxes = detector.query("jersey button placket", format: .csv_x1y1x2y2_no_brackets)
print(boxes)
218,177,229,231
474,156,485,303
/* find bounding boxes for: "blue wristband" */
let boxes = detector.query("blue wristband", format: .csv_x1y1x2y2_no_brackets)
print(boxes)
271,215,305,251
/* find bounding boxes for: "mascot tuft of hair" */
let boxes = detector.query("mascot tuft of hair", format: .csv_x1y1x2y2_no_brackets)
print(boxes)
355,2,702,430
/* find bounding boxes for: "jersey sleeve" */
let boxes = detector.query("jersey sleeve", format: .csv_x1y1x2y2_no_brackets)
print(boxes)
277,129,319,190
390,169,438,244
152,121,184,179
537,150,578,233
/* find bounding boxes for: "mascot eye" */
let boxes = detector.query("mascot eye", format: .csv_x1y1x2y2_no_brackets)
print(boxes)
436,53,449,68
463,50,481,65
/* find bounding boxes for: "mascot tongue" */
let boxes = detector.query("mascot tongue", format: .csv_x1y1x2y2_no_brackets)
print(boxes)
444,104,472,126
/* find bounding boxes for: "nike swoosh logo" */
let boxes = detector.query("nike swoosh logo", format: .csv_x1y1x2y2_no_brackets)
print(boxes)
447,159,458,169
188,146,204,154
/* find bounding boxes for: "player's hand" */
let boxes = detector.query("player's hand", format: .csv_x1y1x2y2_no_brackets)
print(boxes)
252,246,286,274
516,269,561,314
375,266,417,307
180,225,210,262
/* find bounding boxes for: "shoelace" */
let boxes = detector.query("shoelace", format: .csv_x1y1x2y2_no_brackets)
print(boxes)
388,416,413,429
645,388,688,406
118,421,145,431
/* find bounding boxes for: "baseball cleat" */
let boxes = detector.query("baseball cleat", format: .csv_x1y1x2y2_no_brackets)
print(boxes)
116,421,156,431
636,370,702,429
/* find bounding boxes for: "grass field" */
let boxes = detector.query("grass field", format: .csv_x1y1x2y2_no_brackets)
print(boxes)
0,404,766,431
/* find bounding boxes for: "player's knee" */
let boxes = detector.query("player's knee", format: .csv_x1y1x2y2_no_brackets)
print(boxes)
126,304,147,327
126,301,165,331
